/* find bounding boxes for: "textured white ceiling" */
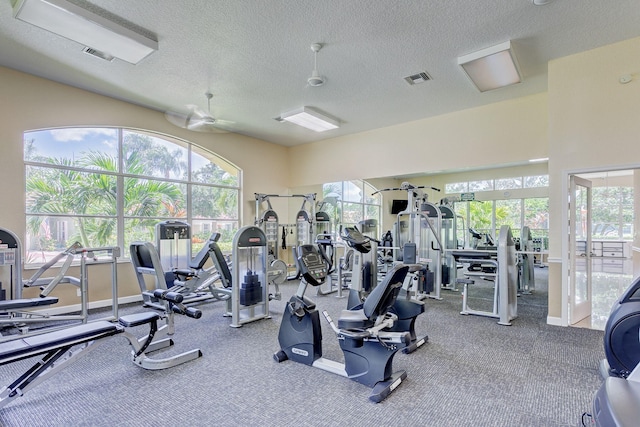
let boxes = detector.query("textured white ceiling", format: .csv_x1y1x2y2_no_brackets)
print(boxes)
1,0,639,146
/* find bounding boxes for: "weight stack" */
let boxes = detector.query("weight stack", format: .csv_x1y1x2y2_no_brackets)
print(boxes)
240,271,263,306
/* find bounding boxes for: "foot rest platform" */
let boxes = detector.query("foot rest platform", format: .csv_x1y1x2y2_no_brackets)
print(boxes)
0,321,122,365
0,297,59,311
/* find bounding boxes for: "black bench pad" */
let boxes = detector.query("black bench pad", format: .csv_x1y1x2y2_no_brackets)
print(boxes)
118,312,159,328
0,321,122,365
0,297,59,311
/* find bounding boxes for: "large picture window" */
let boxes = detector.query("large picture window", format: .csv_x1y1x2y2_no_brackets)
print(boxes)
322,180,381,230
24,128,240,264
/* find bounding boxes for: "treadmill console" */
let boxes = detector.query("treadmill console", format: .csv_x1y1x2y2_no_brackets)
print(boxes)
296,245,327,286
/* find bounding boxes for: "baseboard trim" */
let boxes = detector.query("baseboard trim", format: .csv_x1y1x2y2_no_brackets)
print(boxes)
546,316,564,327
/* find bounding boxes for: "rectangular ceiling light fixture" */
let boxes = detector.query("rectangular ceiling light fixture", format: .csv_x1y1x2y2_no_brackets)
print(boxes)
457,41,522,92
279,107,340,132
12,0,158,64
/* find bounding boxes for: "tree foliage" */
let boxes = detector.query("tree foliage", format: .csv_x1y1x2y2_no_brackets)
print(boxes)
25,131,238,252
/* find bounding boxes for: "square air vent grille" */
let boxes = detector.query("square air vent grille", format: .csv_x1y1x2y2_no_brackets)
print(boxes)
404,72,432,85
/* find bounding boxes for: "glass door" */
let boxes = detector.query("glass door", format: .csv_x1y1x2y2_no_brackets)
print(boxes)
569,175,592,325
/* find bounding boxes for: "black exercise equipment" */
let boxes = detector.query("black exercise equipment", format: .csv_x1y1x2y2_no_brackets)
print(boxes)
341,225,427,354
586,276,640,426
274,244,411,402
601,276,640,379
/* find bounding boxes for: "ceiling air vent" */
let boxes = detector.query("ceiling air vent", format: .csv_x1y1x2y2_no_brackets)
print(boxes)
404,72,432,85
82,47,114,62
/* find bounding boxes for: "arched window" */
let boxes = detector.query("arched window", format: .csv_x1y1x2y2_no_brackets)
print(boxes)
24,128,240,264
322,180,381,229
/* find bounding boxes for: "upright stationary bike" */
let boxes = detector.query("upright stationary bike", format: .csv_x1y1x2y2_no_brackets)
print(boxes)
274,244,411,402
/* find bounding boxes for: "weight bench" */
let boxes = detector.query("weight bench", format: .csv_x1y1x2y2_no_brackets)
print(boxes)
0,290,202,409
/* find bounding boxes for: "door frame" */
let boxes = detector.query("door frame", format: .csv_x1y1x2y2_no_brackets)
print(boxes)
569,175,592,324
561,164,640,327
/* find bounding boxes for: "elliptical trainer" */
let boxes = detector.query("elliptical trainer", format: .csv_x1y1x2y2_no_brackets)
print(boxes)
273,244,411,402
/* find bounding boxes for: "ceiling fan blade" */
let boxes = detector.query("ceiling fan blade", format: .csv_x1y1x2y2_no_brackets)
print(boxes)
166,93,233,133
187,118,229,133
187,105,209,119
164,110,191,129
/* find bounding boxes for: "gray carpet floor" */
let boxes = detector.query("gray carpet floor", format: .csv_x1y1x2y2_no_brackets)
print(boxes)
0,267,605,427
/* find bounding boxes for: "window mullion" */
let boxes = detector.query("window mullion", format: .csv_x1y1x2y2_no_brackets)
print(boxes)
116,129,125,251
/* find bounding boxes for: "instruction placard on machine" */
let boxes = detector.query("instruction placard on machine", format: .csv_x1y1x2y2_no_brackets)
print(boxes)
0,249,16,265
460,192,475,201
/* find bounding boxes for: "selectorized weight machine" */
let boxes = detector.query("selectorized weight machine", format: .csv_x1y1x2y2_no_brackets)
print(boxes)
132,225,273,328
376,182,445,301
451,225,518,326
255,192,317,281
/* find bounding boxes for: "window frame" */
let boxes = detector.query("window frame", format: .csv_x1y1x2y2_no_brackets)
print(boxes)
24,127,241,265
322,180,381,229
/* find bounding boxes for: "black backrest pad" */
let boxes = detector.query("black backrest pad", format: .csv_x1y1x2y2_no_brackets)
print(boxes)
132,243,154,269
363,264,409,319
210,241,232,286
189,241,211,270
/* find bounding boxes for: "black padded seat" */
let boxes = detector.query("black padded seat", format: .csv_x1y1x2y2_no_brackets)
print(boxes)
451,250,493,260
119,312,160,328
337,264,409,330
0,321,122,365
337,309,374,330
0,297,59,311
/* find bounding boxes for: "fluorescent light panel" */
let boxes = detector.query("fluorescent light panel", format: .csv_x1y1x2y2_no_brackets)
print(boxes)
13,0,157,64
458,41,522,92
281,107,339,132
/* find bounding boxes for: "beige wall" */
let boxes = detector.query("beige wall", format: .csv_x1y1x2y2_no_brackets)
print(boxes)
0,66,289,301
288,92,548,187
4,35,640,322
287,36,640,324
547,36,640,320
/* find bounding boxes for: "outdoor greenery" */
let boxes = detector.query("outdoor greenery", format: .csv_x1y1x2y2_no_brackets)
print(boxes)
591,187,633,239
322,180,381,229
24,129,239,262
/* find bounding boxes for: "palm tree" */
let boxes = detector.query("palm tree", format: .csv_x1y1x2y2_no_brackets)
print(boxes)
26,150,184,249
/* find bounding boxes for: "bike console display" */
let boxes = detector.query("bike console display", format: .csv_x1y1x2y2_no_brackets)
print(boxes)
296,245,327,286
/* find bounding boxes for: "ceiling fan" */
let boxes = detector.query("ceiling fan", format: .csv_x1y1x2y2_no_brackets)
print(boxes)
165,92,233,133
307,43,325,87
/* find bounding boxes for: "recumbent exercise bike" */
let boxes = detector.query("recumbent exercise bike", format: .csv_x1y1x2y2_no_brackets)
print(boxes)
274,244,411,403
